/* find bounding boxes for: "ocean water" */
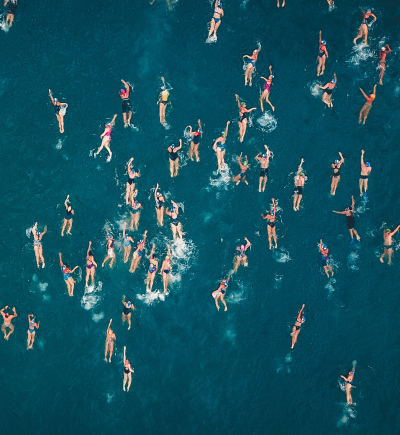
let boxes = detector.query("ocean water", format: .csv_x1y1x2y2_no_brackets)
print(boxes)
1,0,400,433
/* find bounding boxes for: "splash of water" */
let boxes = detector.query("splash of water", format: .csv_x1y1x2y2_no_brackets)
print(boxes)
92,312,104,322
346,44,374,66
209,164,232,190
38,282,48,292
81,282,103,310
256,112,277,133
136,290,166,305
309,80,323,97
273,247,291,263
347,252,359,270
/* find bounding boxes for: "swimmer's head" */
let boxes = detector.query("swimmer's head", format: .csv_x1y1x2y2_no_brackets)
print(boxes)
366,8,371,12
350,369,355,374
125,359,129,365
156,192,161,197
299,171,305,176
53,98,58,103
134,201,138,206
120,89,126,95
171,207,175,213
301,316,306,322
322,244,327,250
334,159,340,164
108,329,113,335
62,265,66,270
222,132,226,138
170,144,175,149
161,86,166,91
262,153,267,158
369,94,375,100
381,47,386,51
331,79,336,84
108,234,113,239
385,228,391,233
366,162,371,167
241,102,246,107
36,231,40,236
139,239,144,244
67,205,72,211
198,128,202,133
166,255,170,260
240,245,245,250
243,161,248,166
271,211,275,216
4,313,9,318
127,302,131,307
321,40,326,45
269,75,274,79
88,250,93,256
224,280,229,286
106,122,111,126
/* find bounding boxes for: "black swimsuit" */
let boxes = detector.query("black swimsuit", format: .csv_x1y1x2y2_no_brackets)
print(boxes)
169,150,179,161
122,97,132,114
332,164,340,178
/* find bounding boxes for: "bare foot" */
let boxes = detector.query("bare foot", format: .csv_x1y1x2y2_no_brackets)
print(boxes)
104,358,108,362
224,307,227,311
42,263,45,268
380,257,384,263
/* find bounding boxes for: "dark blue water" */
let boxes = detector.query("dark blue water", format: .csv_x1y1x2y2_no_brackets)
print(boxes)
1,0,400,433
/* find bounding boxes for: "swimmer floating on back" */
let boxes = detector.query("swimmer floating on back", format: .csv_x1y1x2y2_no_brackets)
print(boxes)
211,277,229,311
255,144,270,192
317,73,337,108
235,94,256,143
232,153,249,186
0,306,17,340
319,239,334,278
333,195,361,244
330,152,344,196
207,0,224,42
59,252,78,297
160,245,172,293
358,85,376,125
317,31,328,77
122,223,134,263
380,226,400,265
166,201,183,240
129,230,147,273
85,241,97,287
94,114,117,162
293,158,305,211
260,66,275,112
379,45,391,85
359,150,372,197
61,195,74,236
32,222,47,268
291,304,305,349
353,8,377,47
49,89,68,134
341,366,356,405
212,121,230,170
126,158,140,205
233,237,251,273
243,43,261,87
188,119,202,162
146,244,158,292
168,139,182,178
123,346,134,392
120,80,132,127
262,198,277,250
157,77,169,124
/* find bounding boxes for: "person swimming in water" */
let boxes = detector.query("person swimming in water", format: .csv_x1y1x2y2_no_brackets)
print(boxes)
380,226,400,265
333,196,361,244
129,192,142,231
4,0,17,27
85,241,97,287
317,31,329,77
104,319,116,363
49,89,68,133
207,0,224,42
157,77,169,124
260,66,275,112
102,232,116,268
154,184,165,226
168,139,182,178
120,80,133,127
255,145,271,192
353,8,377,47
211,277,229,311
59,253,78,296
317,73,337,108
125,158,140,205
235,94,256,143
129,230,147,273
212,121,230,170
358,85,377,124
277,0,285,7
319,239,334,278
146,244,159,292
27,314,39,350
94,114,117,162
232,153,249,186
31,222,47,268
122,223,134,263
1,306,17,340
166,201,183,240
160,246,172,293
123,346,135,392
233,237,251,273
243,43,261,87
262,198,278,250
122,295,135,330
293,158,305,211
61,195,74,236
291,304,305,349
378,45,392,85
341,366,356,405
359,149,372,197
330,152,344,196
189,119,202,162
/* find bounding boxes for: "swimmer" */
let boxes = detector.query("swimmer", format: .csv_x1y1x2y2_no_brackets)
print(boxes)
129,192,142,231
233,237,251,273
168,139,182,178
232,153,249,185
211,277,229,311
122,223,134,263
160,245,172,293
277,0,285,7
61,194,74,236
255,144,270,192
122,295,135,330
243,43,261,87
59,253,78,297
260,66,275,112
146,244,159,292
49,89,68,133
379,45,391,85
327,0,333,6
341,366,356,405
129,230,147,273
31,222,47,268
154,184,165,226
333,195,361,243
317,31,329,77
85,241,97,287
26,314,39,350
359,85,377,124
235,94,256,142
166,201,183,240
293,158,305,211
359,149,372,197
120,80,132,127
189,119,202,162
291,304,305,349
125,158,140,205
380,226,400,265
319,239,334,278
123,346,134,392
94,114,117,162
330,152,344,196
104,319,116,363
157,77,169,124
4,0,17,26
207,0,224,41
317,73,337,108
102,232,116,268
353,9,377,47
0,306,17,340
262,198,277,250
212,121,230,170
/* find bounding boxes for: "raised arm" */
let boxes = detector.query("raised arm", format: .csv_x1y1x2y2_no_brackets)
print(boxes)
298,304,305,320
269,65,273,75
154,184,159,201
107,319,112,332
64,195,70,208
272,198,276,214
338,152,344,164
143,230,148,244
370,12,377,21
319,30,322,44
42,226,47,236
12,307,17,318
49,89,55,104
297,158,304,174
390,225,400,236
333,73,337,83
31,222,38,236
176,139,183,151
361,149,365,166
319,239,324,252
110,114,117,127
150,244,156,257
59,252,63,267
386,44,391,53
124,346,126,361
224,121,230,137
244,237,251,249
87,241,92,257
351,195,355,209
235,94,241,110
161,76,166,87
359,88,368,99
372,84,377,95
332,210,346,215
71,266,79,273
197,119,202,130
121,80,130,98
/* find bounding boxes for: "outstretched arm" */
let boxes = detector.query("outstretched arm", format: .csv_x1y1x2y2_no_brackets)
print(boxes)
333,210,346,215
41,226,47,236
372,84,377,95
297,158,304,174
269,65,273,75
224,121,230,137
244,237,251,248
297,304,305,320
87,241,92,257
124,346,126,361
59,252,63,267
49,89,55,104
121,80,130,98
110,114,117,127
150,244,156,256
361,149,365,166
338,152,344,164
391,224,400,236
143,230,148,244
351,195,355,209
235,94,241,110
272,198,276,214
64,195,70,208
107,319,112,332
359,88,368,99
197,119,202,130
71,266,79,273
319,30,322,44
176,139,183,151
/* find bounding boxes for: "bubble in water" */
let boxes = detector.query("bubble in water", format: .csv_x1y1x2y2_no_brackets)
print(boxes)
256,112,277,133
92,312,104,322
32,274,38,282
38,283,48,292
43,294,51,302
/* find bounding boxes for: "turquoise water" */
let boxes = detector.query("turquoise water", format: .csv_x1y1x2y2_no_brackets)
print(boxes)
1,0,400,433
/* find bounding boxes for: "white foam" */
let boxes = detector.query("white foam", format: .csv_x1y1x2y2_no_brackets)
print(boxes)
256,112,277,133
0,17,10,33
346,44,374,66
38,282,48,292
81,282,103,310
309,80,323,97
273,247,291,263
209,164,232,190
26,227,33,238
54,139,63,150
32,274,38,282
136,290,165,304
42,294,51,302
347,252,359,270
92,312,104,322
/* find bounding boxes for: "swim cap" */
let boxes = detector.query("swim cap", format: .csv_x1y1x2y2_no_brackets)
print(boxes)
331,79,336,84
121,89,126,94
369,94,375,100
262,153,267,158
300,171,305,176
243,161,248,166
134,201,138,206
321,40,326,45
334,159,339,164
156,192,161,197
366,9,371,12
224,281,229,286
161,86,166,91
350,369,355,374
302,316,306,322
381,47,386,51
322,244,327,250
36,231,40,236
170,144,175,149
270,75,274,79
62,265,66,270
271,211,275,216
108,234,113,238
366,162,371,167
385,229,391,233
171,207,175,213
240,245,245,250
198,129,202,133
222,132,226,138
108,329,113,335
127,302,131,307
166,255,170,260
106,122,111,126
241,102,246,106
53,98,58,102
139,239,143,243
